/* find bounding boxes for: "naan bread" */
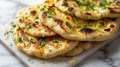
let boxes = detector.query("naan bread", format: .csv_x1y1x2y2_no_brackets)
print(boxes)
13,27,78,59
54,0,120,20
63,41,92,56
39,1,120,41
16,4,56,37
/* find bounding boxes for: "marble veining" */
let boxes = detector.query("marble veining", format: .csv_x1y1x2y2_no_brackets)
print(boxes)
0,0,120,67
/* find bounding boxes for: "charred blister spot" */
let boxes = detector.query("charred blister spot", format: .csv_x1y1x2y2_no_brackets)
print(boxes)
66,22,72,28
81,41,88,43
45,27,53,33
31,10,36,15
85,13,92,15
53,18,63,24
53,18,67,32
80,28,95,34
48,5,54,10
33,21,39,27
109,8,120,14
110,24,115,28
75,45,79,48
111,18,116,21
68,7,74,11
41,12,47,19
66,15,72,20
99,21,105,26
104,28,111,32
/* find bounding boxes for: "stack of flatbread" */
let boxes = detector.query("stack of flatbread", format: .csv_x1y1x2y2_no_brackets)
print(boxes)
12,0,120,59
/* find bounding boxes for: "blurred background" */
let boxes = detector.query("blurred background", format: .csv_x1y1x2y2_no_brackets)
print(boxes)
0,0,44,25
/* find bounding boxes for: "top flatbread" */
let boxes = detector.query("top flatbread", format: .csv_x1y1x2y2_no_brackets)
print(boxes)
13,27,78,59
16,4,56,37
54,0,120,20
39,1,120,41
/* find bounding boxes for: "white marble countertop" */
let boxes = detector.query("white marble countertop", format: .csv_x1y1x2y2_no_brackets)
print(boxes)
0,0,120,67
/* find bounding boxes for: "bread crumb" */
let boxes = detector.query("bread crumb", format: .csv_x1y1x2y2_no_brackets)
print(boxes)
69,57,75,64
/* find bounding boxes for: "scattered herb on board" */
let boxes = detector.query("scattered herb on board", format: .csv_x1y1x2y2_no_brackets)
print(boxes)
10,44,14,47
28,59,31,62
10,22,16,28
11,24,16,28
53,60,61,64
4,31,12,40
4,31,9,36
40,61,45,64
31,61,34,64
27,59,34,64
4,31,13,36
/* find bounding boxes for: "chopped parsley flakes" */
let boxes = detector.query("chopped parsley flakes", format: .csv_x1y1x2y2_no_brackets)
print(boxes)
18,37,23,42
19,19,22,23
35,16,39,19
40,5,46,11
11,22,16,28
39,39,45,47
4,31,13,36
26,25,31,29
75,0,95,10
52,40,59,43
48,16,53,18
99,1,113,9
75,0,114,10
62,2,68,6
4,31,9,36
47,9,55,15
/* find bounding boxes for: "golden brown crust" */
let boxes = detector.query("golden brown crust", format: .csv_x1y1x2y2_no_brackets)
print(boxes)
39,1,120,41
54,0,120,20
62,41,92,56
16,4,56,37
13,27,78,59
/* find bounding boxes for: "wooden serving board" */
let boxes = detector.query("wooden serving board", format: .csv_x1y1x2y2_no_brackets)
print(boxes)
0,23,120,67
